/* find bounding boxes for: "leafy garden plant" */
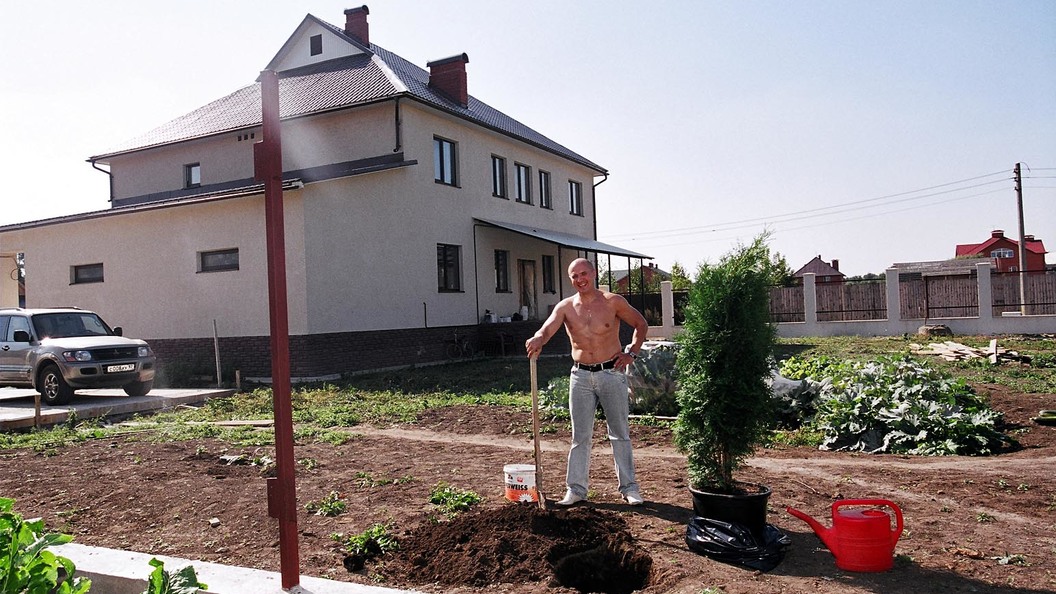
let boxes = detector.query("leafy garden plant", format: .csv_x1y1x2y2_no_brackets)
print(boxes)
304,491,347,517
142,558,207,594
0,497,91,594
779,354,1012,455
673,236,778,493
429,482,484,517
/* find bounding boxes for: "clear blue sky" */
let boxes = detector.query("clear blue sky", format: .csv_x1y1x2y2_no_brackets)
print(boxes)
2,1,1053,276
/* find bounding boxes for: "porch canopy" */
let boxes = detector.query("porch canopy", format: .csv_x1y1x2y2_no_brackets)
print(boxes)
474,218,650,260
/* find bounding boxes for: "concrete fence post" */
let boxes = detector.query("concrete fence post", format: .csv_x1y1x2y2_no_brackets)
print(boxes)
977,262,993,322
885,268,901,323
660,280,674,338
803,273,817,328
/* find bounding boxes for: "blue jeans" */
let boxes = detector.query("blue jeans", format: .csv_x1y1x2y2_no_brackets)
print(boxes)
565,366,639,498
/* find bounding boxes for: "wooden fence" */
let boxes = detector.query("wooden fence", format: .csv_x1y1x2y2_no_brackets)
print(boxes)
635,270,1056,323
785,272,1056,321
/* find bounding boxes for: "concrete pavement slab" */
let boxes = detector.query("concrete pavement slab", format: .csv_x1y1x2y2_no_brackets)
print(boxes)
0,387,234,430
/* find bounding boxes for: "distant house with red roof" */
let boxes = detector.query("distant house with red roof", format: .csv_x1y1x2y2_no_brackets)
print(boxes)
792,255,845,284
955,230,1047,273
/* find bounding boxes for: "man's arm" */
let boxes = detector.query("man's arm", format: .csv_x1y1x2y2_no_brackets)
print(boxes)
525,300,568,359
615,295,649,356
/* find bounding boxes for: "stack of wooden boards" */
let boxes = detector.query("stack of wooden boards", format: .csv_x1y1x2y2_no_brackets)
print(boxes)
910,339,1032,365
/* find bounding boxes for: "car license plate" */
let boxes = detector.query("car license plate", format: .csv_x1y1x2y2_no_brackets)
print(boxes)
106,364,136,373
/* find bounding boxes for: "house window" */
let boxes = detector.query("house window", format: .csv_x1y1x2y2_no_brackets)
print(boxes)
539,170,552,209
199,248,239,273
184,163,201,188
568,180,583,215
495,250,510,292
433,137,457,186
71,263,104,285
310,34,323,56
491,155,507,198
515,163,531,204
542,255,556,293
437,244,462,292
991,248,1014,259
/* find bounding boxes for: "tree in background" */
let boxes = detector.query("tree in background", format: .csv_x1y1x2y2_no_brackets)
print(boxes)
764,246,795,287
670,262,692,290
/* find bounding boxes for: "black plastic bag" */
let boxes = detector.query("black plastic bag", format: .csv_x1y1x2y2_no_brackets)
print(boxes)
685,516,791,572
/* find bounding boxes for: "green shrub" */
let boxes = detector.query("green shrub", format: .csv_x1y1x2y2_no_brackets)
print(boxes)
674,235,778,492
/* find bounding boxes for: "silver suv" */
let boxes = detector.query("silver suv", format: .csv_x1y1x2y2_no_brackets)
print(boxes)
0,307,156,405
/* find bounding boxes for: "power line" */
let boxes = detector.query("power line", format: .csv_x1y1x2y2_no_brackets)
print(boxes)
631,187,1008,251
604,169,1011,241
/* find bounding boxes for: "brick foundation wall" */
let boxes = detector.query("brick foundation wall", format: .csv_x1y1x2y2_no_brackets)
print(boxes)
147,321,590,383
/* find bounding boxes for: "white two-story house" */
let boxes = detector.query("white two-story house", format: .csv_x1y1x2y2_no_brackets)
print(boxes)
0,6,646,379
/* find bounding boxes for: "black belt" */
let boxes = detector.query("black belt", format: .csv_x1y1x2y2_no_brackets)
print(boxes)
573,357,618,372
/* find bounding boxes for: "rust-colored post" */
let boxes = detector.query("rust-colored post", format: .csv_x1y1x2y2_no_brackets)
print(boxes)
255,69,300,589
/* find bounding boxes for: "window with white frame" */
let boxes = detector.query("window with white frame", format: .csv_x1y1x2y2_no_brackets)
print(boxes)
199,248,239,273
434,137,458,186
515,163,531,204
492,155,507,198
568,180,583,215
437,244,462,292
539,170,552,209
991,248,1014,259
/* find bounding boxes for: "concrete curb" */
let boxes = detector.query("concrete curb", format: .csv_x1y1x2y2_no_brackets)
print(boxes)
56,543,419,594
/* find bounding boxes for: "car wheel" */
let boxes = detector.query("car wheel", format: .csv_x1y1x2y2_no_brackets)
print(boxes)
39,364,74,406
124,380,154,397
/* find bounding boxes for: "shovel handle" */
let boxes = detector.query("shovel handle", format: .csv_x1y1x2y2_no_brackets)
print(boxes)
530,356,544,508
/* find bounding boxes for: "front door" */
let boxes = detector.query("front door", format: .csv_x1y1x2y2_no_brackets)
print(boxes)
518,260,538,320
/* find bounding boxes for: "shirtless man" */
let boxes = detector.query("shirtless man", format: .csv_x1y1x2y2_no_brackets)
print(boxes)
525,258,649,506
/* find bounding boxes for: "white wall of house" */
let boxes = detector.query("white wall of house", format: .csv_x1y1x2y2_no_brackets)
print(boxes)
0,254,18,306
0,195,309,340
1,97,605,340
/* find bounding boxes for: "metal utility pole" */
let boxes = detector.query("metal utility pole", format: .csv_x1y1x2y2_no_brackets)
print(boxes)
255,69,300,590
1014,163,1027,315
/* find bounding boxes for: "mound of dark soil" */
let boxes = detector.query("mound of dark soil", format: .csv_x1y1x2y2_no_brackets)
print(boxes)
370,505,653,593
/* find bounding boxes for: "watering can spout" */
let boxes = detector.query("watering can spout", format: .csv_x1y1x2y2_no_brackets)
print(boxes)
786,506,837,552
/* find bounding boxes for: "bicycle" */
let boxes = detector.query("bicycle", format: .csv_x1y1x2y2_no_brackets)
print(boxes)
446,330,477,359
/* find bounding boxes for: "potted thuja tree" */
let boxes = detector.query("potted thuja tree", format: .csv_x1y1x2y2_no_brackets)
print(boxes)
673,235,778,538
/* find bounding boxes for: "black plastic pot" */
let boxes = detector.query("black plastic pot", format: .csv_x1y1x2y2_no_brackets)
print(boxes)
689,483,772,539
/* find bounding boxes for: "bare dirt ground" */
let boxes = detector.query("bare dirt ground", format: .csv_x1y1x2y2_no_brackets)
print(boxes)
1,385,1054,593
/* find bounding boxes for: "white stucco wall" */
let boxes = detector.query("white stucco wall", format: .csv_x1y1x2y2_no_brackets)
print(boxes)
0,194,308,340
296,101,602,332
2,98,607,340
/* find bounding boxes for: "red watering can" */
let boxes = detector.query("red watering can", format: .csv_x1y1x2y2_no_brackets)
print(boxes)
786,499,904,572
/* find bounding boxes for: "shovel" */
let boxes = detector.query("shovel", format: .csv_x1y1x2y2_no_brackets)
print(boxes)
530,356,546,509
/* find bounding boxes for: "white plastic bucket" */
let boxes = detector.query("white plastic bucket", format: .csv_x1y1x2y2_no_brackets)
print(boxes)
503,463,538,503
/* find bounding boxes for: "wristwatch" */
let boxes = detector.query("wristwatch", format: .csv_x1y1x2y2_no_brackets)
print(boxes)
624,347,638,359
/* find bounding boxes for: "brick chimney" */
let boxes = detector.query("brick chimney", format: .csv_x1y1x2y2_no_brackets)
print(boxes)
344,6,369,46
830,259,839,271
991,229,1005,238
427,53,470,107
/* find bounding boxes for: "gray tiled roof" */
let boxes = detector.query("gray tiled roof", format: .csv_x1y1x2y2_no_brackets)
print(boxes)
92,18,605,173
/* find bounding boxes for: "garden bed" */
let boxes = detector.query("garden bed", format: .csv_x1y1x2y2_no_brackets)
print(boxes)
1,380,1053,593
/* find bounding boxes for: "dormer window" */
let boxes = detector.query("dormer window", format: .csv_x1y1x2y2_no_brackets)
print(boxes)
184,163,201,188
310,34,323,56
